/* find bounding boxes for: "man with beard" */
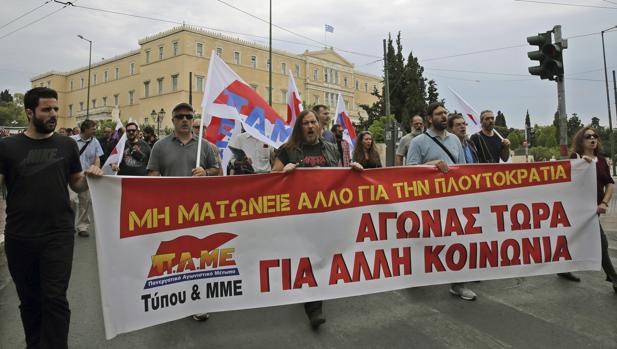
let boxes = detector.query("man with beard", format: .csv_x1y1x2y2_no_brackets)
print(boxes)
273,110,362,329
448,114,478,164
312,104,336,143
143,126,158,148
111,122,151,176
396,115,424,166
98,126,114,165
469,110,511,163
406,102,476,301
0,87,102,349
70,119,104,237
331,124,351,167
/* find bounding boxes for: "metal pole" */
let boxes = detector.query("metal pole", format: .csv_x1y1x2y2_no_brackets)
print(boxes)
554,26,568,158
601,27,617,174
383,39,391,117
268,0,272,106
613,70,617,173
189,72,193,106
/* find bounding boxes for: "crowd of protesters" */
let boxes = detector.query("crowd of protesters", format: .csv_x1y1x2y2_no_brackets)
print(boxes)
1,87,616,349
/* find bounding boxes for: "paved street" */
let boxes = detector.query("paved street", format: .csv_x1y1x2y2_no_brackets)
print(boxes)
1,197,616,348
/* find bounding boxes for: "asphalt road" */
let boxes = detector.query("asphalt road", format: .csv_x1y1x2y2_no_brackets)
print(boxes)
1,229,616,349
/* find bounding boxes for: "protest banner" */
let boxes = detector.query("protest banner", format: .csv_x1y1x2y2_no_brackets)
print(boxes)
90,160,600,339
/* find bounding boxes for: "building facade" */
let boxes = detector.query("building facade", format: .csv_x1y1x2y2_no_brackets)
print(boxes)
31,25,381,131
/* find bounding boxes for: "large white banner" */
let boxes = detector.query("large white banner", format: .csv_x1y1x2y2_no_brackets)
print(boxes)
90,160,600,339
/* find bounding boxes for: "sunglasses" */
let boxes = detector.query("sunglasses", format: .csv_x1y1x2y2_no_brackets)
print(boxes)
174,114,194,120
585,134,598,140
126,129,138,133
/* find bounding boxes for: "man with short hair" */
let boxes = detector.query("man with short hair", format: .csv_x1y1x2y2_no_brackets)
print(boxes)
312,104,336,143
147,103,219,177
228,129,274,174
111,122,151,176
395,115,424,166
469,110,511,163
407,102,477,301
71,119,104,237
448,114,478,164
98,126,114,164
192,118,223,176
0,87,102,349
331,124,351,167
142,126,158,149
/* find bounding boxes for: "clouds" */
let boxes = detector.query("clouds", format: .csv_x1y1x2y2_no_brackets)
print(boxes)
1,0,616,128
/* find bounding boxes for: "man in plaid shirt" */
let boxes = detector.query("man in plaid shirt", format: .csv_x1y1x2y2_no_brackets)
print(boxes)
331,124,351,167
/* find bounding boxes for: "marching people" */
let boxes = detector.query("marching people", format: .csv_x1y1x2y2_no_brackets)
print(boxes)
0,87,102,349
395,115,424,166
272,110,363,329
448,114,478,164
98,126,115,165
70,119,104,237
111,122,151,176
228,128,274,174
469,110,511,163
192,118,223,176
142,126,158,149
332,124,351,167
352,131,382,168
406,102,477,301
559,127,617,292
312,104,336,143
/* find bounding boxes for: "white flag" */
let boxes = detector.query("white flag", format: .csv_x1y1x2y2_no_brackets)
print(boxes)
102,119,126,175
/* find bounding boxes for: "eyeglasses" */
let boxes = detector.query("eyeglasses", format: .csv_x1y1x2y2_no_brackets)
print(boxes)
174,114,194,120
126,129,137,133
585,134,598,140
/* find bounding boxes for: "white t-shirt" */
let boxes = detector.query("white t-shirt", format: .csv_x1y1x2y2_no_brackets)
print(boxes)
228,132,274,173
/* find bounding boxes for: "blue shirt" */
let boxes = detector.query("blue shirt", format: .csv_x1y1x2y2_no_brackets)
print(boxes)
463,141,475,164
71,135,104,170
406,129,466,165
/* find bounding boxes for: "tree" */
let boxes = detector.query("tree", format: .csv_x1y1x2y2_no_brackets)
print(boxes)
368,115,396,143
426,79,439,104
567,113,583,140
0,89,13,103
529,146,560,161
525,110,532,146
401,50,427,124
591,117,600,128
507,129,522,150
495,110,507,128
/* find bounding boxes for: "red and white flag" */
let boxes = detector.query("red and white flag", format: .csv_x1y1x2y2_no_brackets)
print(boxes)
102,119,126,175
447,87,482,135
203,114,241,176
201,51,292,148
286,70,303,126
335,94,357,154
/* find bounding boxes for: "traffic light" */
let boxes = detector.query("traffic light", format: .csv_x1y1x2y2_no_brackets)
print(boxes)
527,30,564,81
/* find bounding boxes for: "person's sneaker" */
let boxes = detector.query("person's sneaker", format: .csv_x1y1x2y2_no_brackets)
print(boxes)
307,310,326,329
77,230,89,237
192,313,210,321
449,284,477,301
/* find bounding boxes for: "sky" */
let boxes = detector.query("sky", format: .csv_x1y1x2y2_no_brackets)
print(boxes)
1,0,616,129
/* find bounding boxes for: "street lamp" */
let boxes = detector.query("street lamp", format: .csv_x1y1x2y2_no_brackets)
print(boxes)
77,34,92,120
601,25,617,174
157,108,166,136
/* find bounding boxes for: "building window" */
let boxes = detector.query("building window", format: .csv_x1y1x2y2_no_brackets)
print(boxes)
145,50,151,64
313,95,320,104
267,59,270,70
344,77,348,88
295,64,300,78
355,80,359,90
281,62,287,75
196,75,204,92
173,41,179,56
47,81,51,87
144,117,149,125
130,62,135,75
92,99,96,108
280,89,287,102
68,104,72,116
102,96,107,106
216,47,223,57
114,94,119,106
345,100,349,109
92,73,97,85
144,81,150,98
313,68,318,81
115,67,119,79
335,71,339,85
104,70,108,82
80,102,84,111
158,46,164,60
365,82,368,92
70,80,73,91
250,56,257,69
324,69,328,82
157,78,163,95
196,43,204,57
128,90,134,105
80,78,84,88
172,74,178,92
250,84,258,91
234,51,240,65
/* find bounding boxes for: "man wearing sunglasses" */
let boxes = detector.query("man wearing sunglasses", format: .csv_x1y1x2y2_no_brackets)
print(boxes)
111,122,151,176
147,103,219,176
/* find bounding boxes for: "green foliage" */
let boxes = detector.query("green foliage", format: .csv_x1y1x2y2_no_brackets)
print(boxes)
529,146,560,161
507,129,522,150
0,91,27,126
427,80,439,104
495,111,507,128
368,115,395,143
1,89,13,103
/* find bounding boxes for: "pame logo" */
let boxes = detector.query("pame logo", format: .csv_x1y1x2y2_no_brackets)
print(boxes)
144,232,239,289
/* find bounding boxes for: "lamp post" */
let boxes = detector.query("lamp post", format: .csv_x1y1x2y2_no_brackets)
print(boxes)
77,34,92,120
151,109,158,135
602,26,617,175
157,108,166,136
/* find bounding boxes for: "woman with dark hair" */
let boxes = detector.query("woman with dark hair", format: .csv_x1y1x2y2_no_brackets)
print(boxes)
352,131,382,169
559,126,617,293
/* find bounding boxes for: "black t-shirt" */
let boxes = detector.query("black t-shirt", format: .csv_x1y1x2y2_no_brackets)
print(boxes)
0,133,82,239
278,143,328,168
470,132,503,163
118,139,151,176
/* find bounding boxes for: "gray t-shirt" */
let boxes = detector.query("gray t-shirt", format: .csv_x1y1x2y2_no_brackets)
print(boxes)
396,132,421,164
147,134,219,176
406,129,466,165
